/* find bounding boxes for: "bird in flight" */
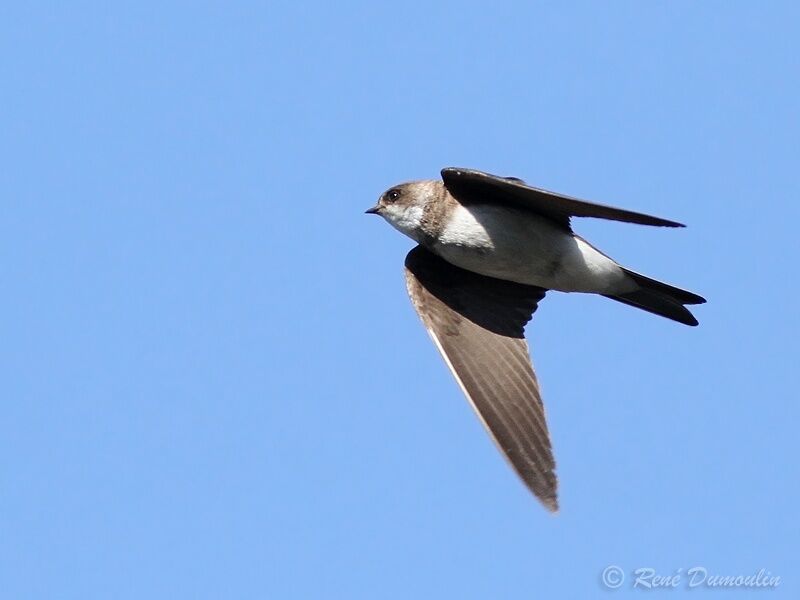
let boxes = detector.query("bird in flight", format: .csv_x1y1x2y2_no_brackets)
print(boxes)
366,167,705,512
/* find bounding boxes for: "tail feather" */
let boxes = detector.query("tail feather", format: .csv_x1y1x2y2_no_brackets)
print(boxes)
604,268,706,326
620,268,706,305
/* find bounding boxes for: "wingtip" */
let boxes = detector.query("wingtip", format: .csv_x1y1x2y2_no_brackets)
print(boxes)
541,495,559,513
655,218,685,228
530,478,559,513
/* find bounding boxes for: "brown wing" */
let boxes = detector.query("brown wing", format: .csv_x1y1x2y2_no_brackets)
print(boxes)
441,167,685,230
404,246,558,511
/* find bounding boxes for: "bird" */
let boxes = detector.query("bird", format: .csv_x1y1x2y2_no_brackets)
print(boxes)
366,167,705,512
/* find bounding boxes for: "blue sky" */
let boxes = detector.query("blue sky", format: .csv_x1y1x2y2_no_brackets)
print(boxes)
1,2,798,598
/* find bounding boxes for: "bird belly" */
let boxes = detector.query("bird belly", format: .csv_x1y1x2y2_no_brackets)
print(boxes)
432,204,633,294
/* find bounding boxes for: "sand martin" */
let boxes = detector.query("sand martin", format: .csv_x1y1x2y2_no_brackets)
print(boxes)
367,167,705,512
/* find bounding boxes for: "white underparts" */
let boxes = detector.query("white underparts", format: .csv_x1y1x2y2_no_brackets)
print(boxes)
438,203,495,249
433,204,634,294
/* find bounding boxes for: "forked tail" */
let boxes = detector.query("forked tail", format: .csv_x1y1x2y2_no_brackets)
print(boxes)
604,268,706,326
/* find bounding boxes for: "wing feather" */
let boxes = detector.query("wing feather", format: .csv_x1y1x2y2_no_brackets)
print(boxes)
404,246,558,511
441,167,685,229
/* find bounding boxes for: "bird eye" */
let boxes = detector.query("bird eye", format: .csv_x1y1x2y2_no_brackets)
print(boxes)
386,189,401,202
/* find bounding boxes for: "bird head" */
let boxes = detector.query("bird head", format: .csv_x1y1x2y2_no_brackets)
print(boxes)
365,180,439,242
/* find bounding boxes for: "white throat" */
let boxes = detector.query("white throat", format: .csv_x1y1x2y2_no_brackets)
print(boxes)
384,204,425,242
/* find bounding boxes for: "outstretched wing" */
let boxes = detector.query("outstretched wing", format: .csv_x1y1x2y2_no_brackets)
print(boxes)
441,167,684,230
404,246,558,511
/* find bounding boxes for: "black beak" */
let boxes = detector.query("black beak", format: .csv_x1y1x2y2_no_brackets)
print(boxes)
365,206,380,215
